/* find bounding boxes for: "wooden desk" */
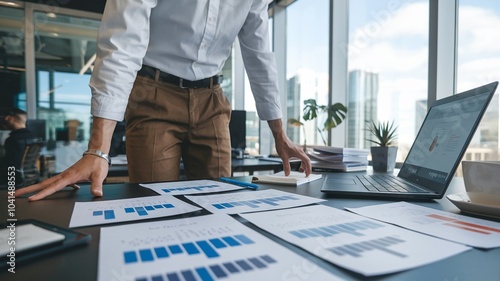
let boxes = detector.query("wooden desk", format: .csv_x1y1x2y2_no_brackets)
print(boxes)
2,175,499,281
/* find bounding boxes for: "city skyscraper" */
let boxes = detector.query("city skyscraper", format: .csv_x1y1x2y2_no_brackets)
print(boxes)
347,70,379,149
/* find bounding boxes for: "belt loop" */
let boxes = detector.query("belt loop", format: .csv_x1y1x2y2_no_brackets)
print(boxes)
155,69,160,82
209,77,213,89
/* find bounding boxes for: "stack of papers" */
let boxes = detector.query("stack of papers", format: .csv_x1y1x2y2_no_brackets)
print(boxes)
251,171,322,186
308,146,369,172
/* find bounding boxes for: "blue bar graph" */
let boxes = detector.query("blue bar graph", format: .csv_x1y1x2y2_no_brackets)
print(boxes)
124,234,255,264
209,265,227,278
289,220,384,238
154,247,169,258
208,238,226,249
91,202,176,220
328,236,407,258
168,245,183,254
162,184,219,193
93,210,115,220
182,242,200,255
134,255,277,281
127,204,175,217
212,195,301,210
196,241,219,258
139,249,154,262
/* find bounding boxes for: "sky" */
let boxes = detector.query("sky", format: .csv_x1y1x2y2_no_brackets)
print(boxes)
284,0,500,148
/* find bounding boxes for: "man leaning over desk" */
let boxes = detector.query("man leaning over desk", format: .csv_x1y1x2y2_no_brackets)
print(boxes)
16,0,311,201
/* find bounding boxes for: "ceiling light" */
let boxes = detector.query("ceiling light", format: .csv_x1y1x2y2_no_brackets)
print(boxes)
0,2,21,8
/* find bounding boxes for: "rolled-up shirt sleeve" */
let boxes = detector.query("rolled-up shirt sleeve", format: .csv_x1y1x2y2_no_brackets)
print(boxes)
238,0,282,121
90,0,158,121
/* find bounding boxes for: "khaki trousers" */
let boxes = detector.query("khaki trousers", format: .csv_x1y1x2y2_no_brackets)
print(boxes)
125,74,232,183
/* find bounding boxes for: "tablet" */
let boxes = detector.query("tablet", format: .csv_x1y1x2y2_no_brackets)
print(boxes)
0,219,91,266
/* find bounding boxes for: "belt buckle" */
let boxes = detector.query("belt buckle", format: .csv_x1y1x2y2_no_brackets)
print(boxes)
179,78,188,89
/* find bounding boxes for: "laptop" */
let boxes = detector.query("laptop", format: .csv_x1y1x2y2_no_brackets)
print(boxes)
321,81,498,200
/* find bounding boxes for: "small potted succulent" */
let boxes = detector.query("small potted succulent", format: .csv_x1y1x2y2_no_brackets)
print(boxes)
366,120,398,172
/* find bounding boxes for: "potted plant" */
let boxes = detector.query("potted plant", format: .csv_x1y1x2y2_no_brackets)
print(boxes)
366,120,398,172
288,99,347,149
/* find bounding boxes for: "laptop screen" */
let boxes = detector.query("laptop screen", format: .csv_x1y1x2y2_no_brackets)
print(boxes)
398,82,497,193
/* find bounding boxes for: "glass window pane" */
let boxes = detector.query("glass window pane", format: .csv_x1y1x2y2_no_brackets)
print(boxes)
0,5,25,110
241,16,273,156
286,0,330,147
457,1,500,162
34,11,99,144
348,0,429,162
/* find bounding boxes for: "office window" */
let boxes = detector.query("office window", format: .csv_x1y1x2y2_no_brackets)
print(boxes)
286,0,330,147
0,4,25,110
33,11,100,142
221,53,233,104
240,16,274,156
347,0,429,162
457,1,500,161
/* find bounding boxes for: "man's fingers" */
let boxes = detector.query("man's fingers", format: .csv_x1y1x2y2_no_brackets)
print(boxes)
90,181,103,197
15,174,62,196
27,176,74,201
282,159,291,176
299,155,312,176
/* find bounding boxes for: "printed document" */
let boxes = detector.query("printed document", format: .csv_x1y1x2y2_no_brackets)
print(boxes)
240,205,470,276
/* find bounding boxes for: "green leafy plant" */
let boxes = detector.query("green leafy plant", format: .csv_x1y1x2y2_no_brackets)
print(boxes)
365,120,398,147
288,99,347,146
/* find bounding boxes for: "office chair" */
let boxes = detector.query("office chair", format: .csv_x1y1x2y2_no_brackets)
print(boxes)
16,139,45,187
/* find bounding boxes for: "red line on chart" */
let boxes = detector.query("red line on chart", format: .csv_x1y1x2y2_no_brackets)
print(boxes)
452,221,500,233
443,223,491,235
427,214,500,234
427,214,455,221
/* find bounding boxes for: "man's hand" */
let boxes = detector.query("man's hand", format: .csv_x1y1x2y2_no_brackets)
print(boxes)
268,119,312,176
15,155,109,201
15,117,116,201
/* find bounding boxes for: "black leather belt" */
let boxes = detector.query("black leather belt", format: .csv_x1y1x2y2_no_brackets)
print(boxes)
137,65,222,89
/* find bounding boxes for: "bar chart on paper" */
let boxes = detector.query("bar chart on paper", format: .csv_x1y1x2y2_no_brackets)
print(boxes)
140,180,244,195
347,201,500,249
98,214,342,281
185,189,325,214
69,195,201,228
240,205,470,276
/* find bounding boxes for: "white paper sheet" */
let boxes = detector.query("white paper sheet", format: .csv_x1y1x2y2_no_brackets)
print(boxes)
240,205,470,276
185,189,325,214
141,179,244,195
347,201,500,249
69,195,201,228
98,214,342,281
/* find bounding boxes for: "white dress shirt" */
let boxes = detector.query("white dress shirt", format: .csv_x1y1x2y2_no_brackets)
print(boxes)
90,0,281,122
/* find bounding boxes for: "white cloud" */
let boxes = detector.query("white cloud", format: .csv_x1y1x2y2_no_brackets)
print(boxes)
458,6,500,55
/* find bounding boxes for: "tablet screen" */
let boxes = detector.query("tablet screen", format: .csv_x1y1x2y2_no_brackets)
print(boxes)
0,223,65,256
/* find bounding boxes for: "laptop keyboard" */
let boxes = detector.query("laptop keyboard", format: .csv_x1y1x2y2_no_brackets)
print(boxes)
356,175,429,193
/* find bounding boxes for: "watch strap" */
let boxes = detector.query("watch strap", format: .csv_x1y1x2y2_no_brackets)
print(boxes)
82,149,111,166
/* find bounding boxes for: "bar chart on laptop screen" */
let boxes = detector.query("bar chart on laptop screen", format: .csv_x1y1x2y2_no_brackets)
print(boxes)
98,214,341,281
69,196,201,228
185,189,325,214
240,205,470,276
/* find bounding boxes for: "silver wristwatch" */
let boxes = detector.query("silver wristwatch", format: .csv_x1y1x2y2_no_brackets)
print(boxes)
82,149,111,166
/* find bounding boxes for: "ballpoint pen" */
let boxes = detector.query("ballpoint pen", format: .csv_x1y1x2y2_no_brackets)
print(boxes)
219,177,259,190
